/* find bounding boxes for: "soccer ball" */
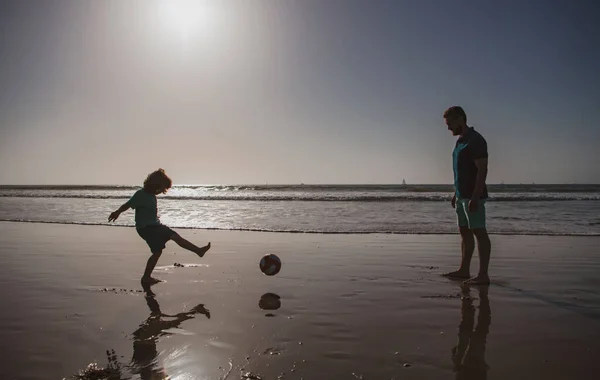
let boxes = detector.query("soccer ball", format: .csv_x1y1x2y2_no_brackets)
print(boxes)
259,254,282,276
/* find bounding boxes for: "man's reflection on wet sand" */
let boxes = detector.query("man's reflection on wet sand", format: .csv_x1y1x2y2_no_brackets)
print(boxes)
452,284,491,380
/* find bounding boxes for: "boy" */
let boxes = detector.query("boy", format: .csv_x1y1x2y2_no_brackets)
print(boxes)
109,168,211,284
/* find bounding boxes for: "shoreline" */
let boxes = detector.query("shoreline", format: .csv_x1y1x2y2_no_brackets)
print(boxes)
2,219,600,237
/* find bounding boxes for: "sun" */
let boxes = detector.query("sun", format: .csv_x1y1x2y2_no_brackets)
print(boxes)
158,0,212,41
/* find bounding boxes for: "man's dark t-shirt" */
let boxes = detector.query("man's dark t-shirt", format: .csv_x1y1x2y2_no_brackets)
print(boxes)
453,127,488,199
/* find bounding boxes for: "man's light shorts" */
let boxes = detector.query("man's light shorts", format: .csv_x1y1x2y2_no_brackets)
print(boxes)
456,198,486,229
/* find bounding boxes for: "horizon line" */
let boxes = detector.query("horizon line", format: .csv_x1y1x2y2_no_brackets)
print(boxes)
1,183,599,187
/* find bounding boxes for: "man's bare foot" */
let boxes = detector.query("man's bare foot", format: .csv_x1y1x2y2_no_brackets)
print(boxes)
463,274,490,285
195,242,211,258
442,270,471,279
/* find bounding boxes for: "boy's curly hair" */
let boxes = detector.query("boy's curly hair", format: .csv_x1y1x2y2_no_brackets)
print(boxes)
143,168,172,194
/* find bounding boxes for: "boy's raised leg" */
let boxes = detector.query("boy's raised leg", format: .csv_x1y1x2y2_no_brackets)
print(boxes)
171,234,211,257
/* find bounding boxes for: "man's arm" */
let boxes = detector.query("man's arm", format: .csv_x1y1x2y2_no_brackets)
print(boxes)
471,158,488,199
451,186,456,208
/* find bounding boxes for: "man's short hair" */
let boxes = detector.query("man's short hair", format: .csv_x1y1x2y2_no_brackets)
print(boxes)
443,106,467,123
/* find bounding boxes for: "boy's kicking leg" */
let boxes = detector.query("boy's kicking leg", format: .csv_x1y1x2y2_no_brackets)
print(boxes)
170,233,211,258
142,250,163,284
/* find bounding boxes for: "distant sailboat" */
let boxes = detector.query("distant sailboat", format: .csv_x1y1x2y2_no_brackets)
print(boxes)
402,179,407,186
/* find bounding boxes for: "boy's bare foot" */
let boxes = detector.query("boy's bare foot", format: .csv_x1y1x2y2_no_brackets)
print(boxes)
141,276,162,285
442,270,471,279
141,281,156,296
195,242,211,258
463,274,490,285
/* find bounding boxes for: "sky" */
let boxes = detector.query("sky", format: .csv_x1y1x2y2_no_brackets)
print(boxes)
0,0,599,185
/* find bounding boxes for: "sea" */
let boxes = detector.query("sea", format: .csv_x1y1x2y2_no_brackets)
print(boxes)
1,184,599,236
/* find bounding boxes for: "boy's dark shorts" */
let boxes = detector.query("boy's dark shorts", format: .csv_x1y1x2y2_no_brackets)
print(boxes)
136,224,177,254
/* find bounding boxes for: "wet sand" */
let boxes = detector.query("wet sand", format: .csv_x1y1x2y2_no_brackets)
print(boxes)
0,221,599,380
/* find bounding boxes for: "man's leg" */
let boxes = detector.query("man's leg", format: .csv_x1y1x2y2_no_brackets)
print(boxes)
170,233,211,257
443,227,475,278
142,250,163,283
444,199,475,278
465,229,491,285
463,200,490,285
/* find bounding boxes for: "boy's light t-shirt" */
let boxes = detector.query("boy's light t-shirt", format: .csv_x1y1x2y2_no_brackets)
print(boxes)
126,189,160,228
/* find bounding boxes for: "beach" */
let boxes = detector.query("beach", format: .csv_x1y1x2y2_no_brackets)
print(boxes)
1,221,599,379
2,0,600,378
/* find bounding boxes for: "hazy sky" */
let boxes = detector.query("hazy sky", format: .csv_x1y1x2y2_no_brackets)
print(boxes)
1,0,599,185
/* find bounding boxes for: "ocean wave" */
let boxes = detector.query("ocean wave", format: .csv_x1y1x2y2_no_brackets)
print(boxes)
1,193,599,202
1,219,599,236
0,185,139,190
2,184,600,193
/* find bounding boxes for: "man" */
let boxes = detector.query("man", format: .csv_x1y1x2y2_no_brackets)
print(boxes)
443,106,491,285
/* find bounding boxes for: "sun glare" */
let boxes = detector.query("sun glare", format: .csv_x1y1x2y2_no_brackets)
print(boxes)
158,0,213,41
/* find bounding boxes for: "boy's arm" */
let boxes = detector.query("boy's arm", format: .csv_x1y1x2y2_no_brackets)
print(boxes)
108,203,131,222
